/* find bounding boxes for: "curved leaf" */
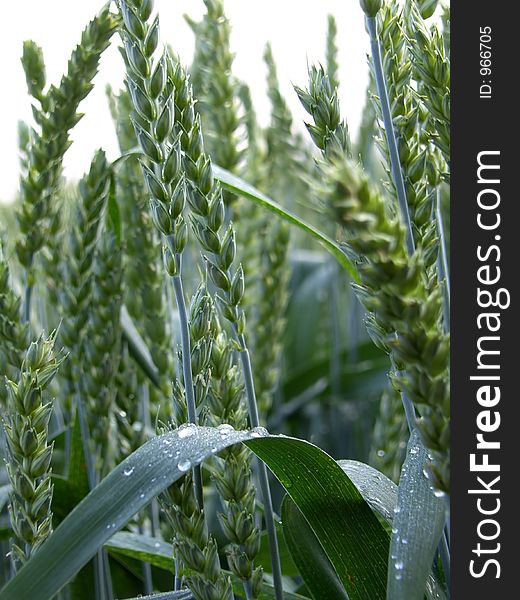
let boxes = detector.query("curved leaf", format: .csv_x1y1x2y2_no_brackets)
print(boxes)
213,165,359,281
245,437,389,600
338,459,446,600
338,460,398,524
386,430,447,600
0,425,268,600
282,495,348,599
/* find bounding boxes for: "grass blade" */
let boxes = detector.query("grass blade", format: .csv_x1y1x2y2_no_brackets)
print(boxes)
245,437,389,600
281,495,348,599
386,430,447,600
338,460,446,600
213,165,359,280
338,460,398,525
0,426,269,600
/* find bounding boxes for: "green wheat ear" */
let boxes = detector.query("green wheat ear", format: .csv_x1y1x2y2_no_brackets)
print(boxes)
84,230,124,477
186,0,243,180
298,59,450,492
15,6,120,321
3,333,63,568
108,86,173,418
58,150,112,421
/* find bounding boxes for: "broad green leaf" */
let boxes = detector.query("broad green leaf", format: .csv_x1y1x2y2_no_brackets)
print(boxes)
120,305,160,387
338,460,398,525
213,165,359,281
105,531,307,600
338,460,446,600
282,495,348,599
105,532,173,572
0,425,268,600
245,437,389,600
386,430,447,600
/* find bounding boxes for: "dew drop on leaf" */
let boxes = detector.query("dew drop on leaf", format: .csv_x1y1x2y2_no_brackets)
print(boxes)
177,459,191,472
250,426,268,438
178,424,196,439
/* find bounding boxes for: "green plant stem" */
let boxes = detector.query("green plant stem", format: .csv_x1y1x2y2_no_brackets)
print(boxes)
171,269,204,511
243,579,253,600
366,16,415,255
139,524,154,594
393,365,417,431
235,332,283,600
436,189,450,332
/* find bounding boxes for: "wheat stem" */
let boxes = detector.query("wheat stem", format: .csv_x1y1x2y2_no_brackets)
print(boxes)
436,189,450,332
366,16,415,255
235,332,283,600
171,270,204,510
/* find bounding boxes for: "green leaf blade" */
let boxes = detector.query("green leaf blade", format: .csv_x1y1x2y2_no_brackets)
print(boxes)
213,165,359,281
0,426,267,600
245,436,389,600
386,430,447,600
282,495,348,600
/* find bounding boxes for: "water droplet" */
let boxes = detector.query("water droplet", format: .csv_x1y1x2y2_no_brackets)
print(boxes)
123,467,135,477
396,573,402,581
377,449,385,458
409,447,419,455
250,426,268,438
154,542,160,548
434,488,446,498
177,459,191,472
210,446,218,453
218,423,235,437
402,538,408,545
394,506,401,514
395,561,404,570
140,493,145,499
178,424,196,439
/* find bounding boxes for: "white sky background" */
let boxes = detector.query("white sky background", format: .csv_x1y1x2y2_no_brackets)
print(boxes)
0,0,370,203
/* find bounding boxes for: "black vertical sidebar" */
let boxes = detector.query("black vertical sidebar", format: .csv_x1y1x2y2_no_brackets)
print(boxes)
451,1,517,597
